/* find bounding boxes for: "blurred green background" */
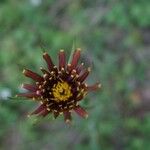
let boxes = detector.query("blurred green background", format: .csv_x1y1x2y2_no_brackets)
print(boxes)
0,0,150,150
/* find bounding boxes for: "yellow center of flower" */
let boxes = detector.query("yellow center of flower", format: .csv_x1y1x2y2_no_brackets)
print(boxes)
52,81,72,102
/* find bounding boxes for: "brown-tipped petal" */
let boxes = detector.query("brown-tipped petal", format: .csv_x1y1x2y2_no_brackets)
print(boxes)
70,48,81,70
30,104,46,115
86,82,101,91
43,52,54,71
74,106,88,118
76,63,84,74
63,111,72,124
23,69,43,82
59,49,66,70
53,111,59,119
22,84,38,92
38,109,50,117
77,67,91,82
17,92,38,98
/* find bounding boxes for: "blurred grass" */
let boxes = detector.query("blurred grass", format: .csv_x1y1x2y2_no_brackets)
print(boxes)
0,0,150,150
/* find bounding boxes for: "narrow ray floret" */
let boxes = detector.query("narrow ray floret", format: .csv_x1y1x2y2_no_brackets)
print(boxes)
18,48,101,123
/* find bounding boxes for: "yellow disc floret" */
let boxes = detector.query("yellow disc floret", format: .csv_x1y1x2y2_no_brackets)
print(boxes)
52,81,72,102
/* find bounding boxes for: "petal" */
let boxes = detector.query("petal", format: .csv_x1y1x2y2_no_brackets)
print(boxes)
76,63,84,74
22,84,38,92
43,52,54,71
77,67,91,82
59,49,66,70
30,104,46,115
70,48,81,70
23,69,43,82
63,111,72,123
38,109,50,117
74,106,88,118
17,92,39,98
86,82,101,91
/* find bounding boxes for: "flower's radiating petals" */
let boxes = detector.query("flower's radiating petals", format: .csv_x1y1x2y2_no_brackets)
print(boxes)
23,69,43,82
63,111,72,123
76,63,84,74
70,48,81,70
19,49,100,122
17,92,38,98
22,84,38,92
86,82,101,91
77,67,91,82
38,109,50,117
30,104,46,115
59,49,66,70
74,106,88,118
43,52,54,71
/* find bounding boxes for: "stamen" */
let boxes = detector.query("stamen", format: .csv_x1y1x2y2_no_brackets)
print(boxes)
52,81,72,102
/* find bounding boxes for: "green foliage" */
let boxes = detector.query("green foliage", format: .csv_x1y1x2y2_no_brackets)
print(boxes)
0,0,149,149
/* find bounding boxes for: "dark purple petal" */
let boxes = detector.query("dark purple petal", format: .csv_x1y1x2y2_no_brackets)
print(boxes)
30,104,46,115
63,111,72,123
77,67,91,82
17,92,39,98
76,63,84,74
38,109,50,117
22,84,38,92
59,49,66,70
23,69,43,82
70,48,81,70
86,82,101,91
43,52,54,71
74,106,88,118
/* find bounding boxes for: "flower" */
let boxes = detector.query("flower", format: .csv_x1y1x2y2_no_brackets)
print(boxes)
18,48,101,123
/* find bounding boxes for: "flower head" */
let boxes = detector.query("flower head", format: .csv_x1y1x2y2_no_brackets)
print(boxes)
18,48,101,123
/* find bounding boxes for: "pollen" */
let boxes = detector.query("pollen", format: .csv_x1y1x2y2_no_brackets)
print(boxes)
52,81,72,102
